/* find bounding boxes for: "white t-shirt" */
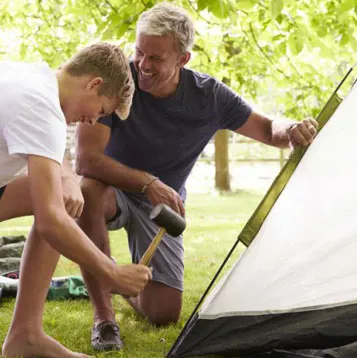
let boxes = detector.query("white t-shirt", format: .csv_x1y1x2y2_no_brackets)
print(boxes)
0,61,67,187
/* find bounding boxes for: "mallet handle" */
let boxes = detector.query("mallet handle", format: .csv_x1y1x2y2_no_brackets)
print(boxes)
139,227,167,266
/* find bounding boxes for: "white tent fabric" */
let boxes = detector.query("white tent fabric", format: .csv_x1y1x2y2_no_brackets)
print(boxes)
199,84,357,319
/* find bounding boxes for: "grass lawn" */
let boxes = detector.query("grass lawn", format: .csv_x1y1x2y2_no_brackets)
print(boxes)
0,190,263,357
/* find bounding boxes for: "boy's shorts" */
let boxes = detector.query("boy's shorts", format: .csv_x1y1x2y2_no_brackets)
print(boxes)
107,189,184,291
0,186,6,199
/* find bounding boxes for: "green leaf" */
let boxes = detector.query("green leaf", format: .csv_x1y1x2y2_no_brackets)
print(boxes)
271,0,283,20
316,26,327,37
128,29,136,42
116,23,129,39
340,33,350,46
287,36,297,55
276,41,287,56
207,0,229,19
350,35,357,51
197,0,208,11
96,21,108,35
236,0,257,11
275,13,284,23
19,42,27,60
310,18,319,29
52,52,64,69
315,38,332,57
340,0,356,13
287,34,303,55
107,12,121,28
101,28,114,41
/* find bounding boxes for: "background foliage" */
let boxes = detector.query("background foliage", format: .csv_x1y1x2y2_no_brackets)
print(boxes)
1,0,357,118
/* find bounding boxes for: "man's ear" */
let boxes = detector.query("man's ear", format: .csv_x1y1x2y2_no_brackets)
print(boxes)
86,77,104,92
178,52,191,68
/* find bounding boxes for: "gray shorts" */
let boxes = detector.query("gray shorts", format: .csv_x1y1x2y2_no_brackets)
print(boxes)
107,189,184,291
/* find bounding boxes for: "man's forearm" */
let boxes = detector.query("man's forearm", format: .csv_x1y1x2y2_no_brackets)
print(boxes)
236,112,295,149
76,151,155,193
270,119,295,149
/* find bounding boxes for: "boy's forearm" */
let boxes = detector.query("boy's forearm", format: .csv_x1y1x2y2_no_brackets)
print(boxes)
61,156,75,177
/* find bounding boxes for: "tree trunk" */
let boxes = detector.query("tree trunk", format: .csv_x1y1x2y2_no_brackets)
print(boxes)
214,129,230,191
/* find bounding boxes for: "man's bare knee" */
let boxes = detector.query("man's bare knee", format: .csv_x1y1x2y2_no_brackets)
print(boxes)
146,306,181,326
80,178,107,203
138,283,182,326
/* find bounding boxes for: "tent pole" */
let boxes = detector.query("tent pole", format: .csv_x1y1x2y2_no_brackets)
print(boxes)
334,61,357,93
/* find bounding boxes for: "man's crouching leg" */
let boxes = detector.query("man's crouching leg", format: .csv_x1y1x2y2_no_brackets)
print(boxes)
128,281,182,326
120,192,184,326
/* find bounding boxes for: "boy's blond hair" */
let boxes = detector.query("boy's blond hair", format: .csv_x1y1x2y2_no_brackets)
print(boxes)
64,42,134,120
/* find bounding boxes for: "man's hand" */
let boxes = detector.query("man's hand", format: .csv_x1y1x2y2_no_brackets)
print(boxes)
61,175,84,218
145,179,185,217
289,118,318,148
111,264,152,297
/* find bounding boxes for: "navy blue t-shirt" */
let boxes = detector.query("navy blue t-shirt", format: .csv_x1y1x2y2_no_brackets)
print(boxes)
99,64,252,201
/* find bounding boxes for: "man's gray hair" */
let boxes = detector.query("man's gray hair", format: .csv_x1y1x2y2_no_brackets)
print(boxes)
136,2,195,53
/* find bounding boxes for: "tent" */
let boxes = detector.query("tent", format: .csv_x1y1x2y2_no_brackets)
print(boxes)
168,66,357,358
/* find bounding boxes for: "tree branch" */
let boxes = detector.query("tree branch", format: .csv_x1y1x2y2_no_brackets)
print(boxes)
248,22,291,80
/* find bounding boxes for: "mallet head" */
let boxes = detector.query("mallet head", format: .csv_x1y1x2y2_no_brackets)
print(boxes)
150,204,186,237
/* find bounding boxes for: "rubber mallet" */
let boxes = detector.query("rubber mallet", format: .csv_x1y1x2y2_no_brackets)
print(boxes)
139,204,186,266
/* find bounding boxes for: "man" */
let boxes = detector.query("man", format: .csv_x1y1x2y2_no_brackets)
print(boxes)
0,43,152,358
76,3,318,352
